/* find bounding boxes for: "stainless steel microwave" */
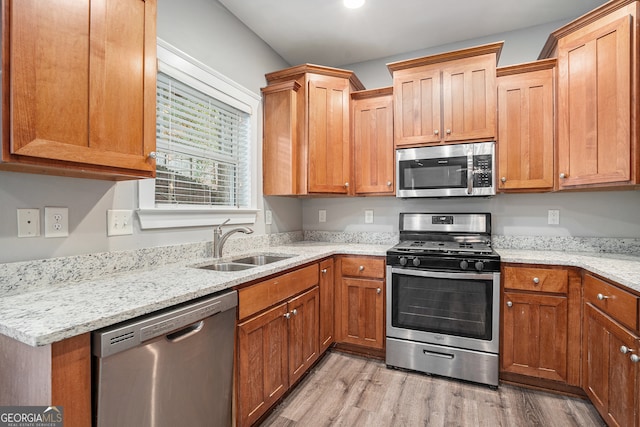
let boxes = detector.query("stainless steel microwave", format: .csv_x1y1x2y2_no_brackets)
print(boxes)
396,141,496,198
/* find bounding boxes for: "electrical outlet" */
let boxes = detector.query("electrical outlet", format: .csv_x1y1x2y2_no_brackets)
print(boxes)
318,210,327,223
548,209,560,225
44,207,69,238
364,209,374,224
107,210,134,236
17,209,40,238
265,210,273,225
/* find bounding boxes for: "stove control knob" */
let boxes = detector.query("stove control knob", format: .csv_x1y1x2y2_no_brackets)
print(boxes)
399,257,408,266
412,258,421,267
475,261,485,272
460,260,469,270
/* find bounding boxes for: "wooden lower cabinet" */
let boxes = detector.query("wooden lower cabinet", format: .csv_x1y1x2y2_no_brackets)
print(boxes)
236,271,320,427
319,258,335,353
500,265,581,388
335,256,385,353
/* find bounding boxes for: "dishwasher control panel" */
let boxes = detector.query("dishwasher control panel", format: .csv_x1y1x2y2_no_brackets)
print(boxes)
93,289,238,358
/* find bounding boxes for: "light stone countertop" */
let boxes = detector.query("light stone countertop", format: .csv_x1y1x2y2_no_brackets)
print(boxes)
0,243,390,347
2,242,640,348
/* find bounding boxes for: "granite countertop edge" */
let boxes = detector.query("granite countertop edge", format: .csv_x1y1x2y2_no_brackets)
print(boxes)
2,244,639,348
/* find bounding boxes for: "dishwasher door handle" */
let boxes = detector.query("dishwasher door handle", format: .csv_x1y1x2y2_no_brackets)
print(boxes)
166,320,205,343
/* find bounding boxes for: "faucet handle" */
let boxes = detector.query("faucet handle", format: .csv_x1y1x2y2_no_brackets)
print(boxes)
216,218,231,233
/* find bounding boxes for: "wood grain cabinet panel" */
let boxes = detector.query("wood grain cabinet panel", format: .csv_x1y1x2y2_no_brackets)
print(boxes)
1,0,157,179
500,264,581,388
497,59,555,192
262,64,364,196
554,2,639,189
388,42,501,147
335,256,385,353
287,287,320,385
351,88,395,195
319,258,335,353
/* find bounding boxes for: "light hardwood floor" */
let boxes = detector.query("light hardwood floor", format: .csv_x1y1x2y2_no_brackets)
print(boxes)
260,351,605,427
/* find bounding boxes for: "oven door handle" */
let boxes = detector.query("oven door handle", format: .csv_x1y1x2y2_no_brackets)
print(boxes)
466,147,474,195
390,267,495,281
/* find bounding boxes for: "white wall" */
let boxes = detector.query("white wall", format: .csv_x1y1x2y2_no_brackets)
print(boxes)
301,18,640,239
0,0,299,263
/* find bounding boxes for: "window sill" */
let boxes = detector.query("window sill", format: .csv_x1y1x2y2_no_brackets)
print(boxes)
137,208,258,230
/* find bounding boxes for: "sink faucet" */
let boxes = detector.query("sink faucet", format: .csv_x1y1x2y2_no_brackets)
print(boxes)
214,218,254,258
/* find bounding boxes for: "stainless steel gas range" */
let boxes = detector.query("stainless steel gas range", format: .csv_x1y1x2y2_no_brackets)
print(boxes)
386,212,501,387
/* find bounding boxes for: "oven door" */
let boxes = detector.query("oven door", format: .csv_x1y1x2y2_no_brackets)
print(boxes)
386,266,500,354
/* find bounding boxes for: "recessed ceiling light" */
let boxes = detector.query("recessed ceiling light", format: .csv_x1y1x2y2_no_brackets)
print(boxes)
344,0,365,9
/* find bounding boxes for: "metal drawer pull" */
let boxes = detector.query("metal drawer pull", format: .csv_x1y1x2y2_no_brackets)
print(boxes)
620,346,631,354
532,277,540,284
321,269,327,274
597,293,609,300
506,301,513,308
292,309,298,316
359,265,364,271
376,288,381,294
423,349,454,359
631,354,640,363
284,312,291,319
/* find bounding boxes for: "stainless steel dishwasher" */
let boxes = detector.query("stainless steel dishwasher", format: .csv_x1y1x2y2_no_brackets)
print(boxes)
92,289,237,427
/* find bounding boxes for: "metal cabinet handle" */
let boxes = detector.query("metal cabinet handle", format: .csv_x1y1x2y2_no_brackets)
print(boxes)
344,182,349,188
434,129,439,135
446,129,451,135
597,293,609,301
292,309,298,316
506,301,513,308
559,173,566,179
148,151,157,159
631,354,640,363
533,277,540,284
621,346,631,354
376,288,381,294
321,268,327,274
359,265,364,271
284,312,291,319
501,177,506,183
387,181,392,187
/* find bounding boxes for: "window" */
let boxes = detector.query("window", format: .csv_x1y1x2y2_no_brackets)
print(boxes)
138,40,260,229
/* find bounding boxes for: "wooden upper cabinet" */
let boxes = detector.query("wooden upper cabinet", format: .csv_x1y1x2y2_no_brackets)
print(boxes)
497,59,556,192
262,64,364,196
351,87,395,195
541,0,639,189
1,0,157,180
388,42,502,147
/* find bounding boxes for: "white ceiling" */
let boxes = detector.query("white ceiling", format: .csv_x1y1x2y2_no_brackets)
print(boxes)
219,0,609,67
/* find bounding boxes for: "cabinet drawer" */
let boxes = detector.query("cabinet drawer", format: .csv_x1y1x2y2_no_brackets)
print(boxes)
238,264,319,320
584,274,639,331
503,266,568,293
341,257,385,279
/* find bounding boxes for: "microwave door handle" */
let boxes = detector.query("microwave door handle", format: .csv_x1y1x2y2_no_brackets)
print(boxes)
466,148,473,195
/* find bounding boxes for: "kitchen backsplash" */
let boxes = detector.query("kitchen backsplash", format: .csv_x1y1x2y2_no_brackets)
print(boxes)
2,231,639,297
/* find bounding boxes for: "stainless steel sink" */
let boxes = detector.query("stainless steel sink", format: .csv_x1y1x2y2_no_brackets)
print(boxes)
230,254,294,265
198,262,256,272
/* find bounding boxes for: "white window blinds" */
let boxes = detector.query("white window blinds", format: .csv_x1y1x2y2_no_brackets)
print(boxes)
155,72,251,208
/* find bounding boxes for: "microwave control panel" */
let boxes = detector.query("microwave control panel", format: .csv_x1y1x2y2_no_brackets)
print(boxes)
473,155,493,188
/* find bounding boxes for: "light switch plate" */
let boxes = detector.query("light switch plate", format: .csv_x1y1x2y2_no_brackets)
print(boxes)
265,210,273,225
364,209,374,224
107,210,134,236
319,210,327,223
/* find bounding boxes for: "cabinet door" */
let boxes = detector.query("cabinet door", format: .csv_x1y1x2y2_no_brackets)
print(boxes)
557,15,632,188
497,67,555,191
319,259,335,353
502,292,568,382
237,303,289,427
352,93,395,194
6,0,156,177
288,287,320,385
442,54,497,142
340,278,384,350
393,67,442,146
583,303,639,427
307,75,351,193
